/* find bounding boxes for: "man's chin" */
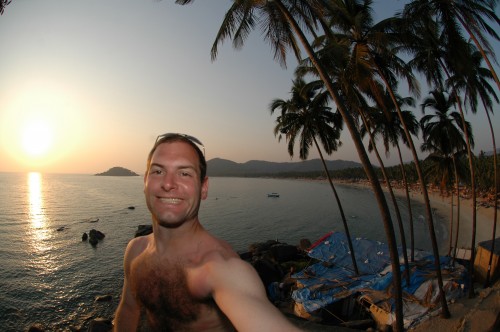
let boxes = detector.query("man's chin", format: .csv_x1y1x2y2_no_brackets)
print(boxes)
157,219,185,229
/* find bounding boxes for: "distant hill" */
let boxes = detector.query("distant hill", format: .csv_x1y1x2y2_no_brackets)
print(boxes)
207,158,361,177
95,167,139,176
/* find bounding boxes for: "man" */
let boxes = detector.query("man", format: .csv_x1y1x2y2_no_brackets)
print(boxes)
113,133,301,331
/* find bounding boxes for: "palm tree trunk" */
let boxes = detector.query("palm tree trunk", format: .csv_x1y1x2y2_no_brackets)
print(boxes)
452,156,462,266
397,143,415,262
359,111,410,285
449,194,454,257
312,137,359,275
483,100,498,288
274,2,404,330
443,69,478,298
374,63,450,317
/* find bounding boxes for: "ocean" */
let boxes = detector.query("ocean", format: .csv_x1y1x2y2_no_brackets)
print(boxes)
0,172,447,331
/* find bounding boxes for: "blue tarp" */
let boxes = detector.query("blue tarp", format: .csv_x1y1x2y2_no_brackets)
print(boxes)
291,231,467,315
292,231,390,312
307,231,391,275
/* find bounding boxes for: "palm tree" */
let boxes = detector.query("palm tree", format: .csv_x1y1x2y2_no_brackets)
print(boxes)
400,10,480,299
359,104,412,285
365,93,420,262
449,46,499,287
270,76,359,275
322,0,450,317
0,0,11,15
420,89,472,256
402,0,500,91
175,2,404,329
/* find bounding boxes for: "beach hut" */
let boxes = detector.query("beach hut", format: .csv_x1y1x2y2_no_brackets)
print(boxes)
474,237,500,284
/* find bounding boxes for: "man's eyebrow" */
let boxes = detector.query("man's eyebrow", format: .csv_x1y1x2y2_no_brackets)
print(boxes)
150,163,197,171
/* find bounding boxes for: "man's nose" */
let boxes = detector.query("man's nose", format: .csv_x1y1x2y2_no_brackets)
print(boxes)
161,173,177,191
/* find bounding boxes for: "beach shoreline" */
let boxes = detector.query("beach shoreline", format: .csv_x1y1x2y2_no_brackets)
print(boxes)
327,178,499,251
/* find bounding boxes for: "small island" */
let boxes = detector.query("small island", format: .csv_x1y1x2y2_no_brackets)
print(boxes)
95,166,139,176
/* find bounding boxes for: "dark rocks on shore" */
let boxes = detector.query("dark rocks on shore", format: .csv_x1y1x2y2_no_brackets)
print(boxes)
242,239,311,300
135,224,153,237
88,318,113,332
81,229,106,246
28,324,45,332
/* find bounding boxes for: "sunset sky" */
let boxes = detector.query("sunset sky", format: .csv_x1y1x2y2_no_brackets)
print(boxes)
0,0,498,174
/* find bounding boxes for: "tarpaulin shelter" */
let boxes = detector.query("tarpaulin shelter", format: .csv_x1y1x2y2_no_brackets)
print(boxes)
291,231,467,328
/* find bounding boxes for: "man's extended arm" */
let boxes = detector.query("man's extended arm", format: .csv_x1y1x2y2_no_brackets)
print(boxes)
196,257,303,332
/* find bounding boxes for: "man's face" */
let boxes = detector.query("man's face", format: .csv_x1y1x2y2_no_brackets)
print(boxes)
144,141,208,228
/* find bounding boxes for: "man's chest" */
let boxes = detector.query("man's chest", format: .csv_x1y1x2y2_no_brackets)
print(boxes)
130,254,220,328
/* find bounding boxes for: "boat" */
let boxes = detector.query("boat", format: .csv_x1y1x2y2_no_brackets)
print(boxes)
267,193,280,198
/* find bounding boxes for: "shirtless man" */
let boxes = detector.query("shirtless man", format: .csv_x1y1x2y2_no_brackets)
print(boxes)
113,133,301,331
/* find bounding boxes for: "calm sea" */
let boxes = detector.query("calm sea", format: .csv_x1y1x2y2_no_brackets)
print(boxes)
0,172,447,331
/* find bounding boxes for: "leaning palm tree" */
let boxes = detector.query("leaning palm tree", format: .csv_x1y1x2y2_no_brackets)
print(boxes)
322,0,451,317
365,94,420,262
0,0,11,15
420,89,473,257
270,76,359,275
357,98,411,285
400,11,480,299
402,0,500,91
175,2,404,329
449,46,499,287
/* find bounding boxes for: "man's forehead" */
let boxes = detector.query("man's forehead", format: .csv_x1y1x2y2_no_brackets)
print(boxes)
151,142,200,166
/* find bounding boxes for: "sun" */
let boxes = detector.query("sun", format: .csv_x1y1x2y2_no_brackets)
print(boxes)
21,120,54,157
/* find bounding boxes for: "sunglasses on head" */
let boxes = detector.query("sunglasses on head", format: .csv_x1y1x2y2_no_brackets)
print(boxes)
155,133,205,156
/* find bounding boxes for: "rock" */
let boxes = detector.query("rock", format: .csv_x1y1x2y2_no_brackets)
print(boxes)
269,244,299,263
88,229,105,246
252,255,284,290
27,324,45,332
249,240,279,255
95,294,112,302
82,232,88,241
89,229,105,240
127,206,135,210
299,238,312,251
88,317,113,332
135,225,152,237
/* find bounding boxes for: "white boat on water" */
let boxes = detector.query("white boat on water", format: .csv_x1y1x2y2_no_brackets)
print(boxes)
267,193,280,197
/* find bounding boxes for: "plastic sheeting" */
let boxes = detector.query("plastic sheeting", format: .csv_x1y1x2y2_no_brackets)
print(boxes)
291,231,467,323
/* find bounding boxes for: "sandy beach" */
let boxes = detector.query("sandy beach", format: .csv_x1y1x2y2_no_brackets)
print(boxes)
395,185,498,251
341,179,499,252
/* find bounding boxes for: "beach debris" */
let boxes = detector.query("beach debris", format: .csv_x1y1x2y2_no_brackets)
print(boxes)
56,226,66,232
127,206,135,210
82,232,88,241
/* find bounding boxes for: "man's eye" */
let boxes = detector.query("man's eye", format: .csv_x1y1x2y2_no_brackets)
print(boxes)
181,171,192,177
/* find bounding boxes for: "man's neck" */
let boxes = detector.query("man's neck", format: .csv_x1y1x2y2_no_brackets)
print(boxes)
152,218,204,254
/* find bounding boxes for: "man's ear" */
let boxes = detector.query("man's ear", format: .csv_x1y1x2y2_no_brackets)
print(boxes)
201,177,209,200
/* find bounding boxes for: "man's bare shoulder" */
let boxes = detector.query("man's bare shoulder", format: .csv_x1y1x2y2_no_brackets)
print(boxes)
125,234,152,260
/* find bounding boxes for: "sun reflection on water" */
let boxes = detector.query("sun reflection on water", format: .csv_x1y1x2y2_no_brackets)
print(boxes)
27,172,57,274
28,172,44,229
